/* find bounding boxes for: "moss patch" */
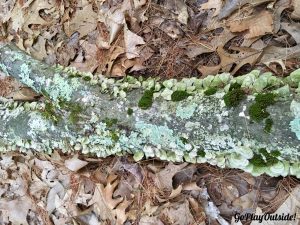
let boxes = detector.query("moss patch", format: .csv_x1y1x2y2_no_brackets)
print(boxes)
58,100,84,124
249,93,276,132
249,148,280,168
171,90,191,102
264,118,273,133
249,103,269,122
204,87,218,96
223,84,246,107
127,108,133,116
41,101,61,124
180,136,189,144
110,131,119,142
104,118,118,128
138,88,155,109
197,149,206,157
83,76,91,81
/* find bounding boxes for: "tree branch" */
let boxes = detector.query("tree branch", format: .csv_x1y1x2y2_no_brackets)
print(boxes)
0,43,299,177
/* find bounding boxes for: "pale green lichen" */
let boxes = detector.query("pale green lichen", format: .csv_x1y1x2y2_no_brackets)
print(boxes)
44,73,81,102
20,64,35,88
0,63,9,75
28,112,51,135
290,118,300,140
289,100,300,140
176,102,197,119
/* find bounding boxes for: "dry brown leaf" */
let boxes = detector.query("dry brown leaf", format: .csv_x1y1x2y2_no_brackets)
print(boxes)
89,174,131,225
0,196,34,225
232,190,258,211
30,36,47,60
219,0,274,19
102,46,125,76
161,0,189,25
160,200,194,225
139,215,164,225
250,185,300,225
155,162,188,192
64,155,88,172
227,11,273,39
201,0,223,17
20,0,54,34
70,41,100,73
7,87,39,101
281,23,300,44
260,45,300,72
188,197,206,225
273,0,291,33
64,2,97,38
291,0,300,19
124,23,145,59
183,182,202,191
198,46,261,76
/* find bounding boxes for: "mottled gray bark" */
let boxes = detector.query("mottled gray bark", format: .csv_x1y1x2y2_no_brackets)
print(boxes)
0,43,299,177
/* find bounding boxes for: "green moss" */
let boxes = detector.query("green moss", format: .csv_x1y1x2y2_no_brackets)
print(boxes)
41,101,60,124
58,100,83,124
229,82,242,91
68,72,82,78
138,88,155,109
83,76,91,81
68,104,83,124
127,108,133,116
270,150,281,157
204,87,218,96
255,93,276,107
249,103,269,122
104,118,118,127
249,93,276,122
223,84,246,107
111,131,119,142
249,148,280,168
264,118,273,133
249,153,266,167
197,149,206,157
180,136,189,144
171,90,191,102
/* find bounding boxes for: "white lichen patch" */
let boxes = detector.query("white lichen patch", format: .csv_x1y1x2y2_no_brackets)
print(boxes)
176,102,197,119
44,73,81,102
27,112,50,137
20,64,35,88
289,100,300,140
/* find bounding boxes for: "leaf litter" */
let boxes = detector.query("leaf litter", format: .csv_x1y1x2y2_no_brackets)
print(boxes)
0,151,298,224
2,0,300,78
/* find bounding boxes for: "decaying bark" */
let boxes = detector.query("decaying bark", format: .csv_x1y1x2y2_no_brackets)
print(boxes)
0,43,299,177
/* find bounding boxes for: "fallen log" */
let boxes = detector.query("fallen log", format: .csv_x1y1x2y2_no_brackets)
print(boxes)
0,43,300,177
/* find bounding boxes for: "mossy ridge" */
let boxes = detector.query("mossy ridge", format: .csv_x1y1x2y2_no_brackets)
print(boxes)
223,83,246,107
39,90,84,125
264,118,273,133
138,88,155,109
249,148,281,168
197,149,206,157
103,118,118,127
179,136,189,144
171,90,191,101
248,92,276,133
204,87,218,96
127,108,133,115
41,101,61,124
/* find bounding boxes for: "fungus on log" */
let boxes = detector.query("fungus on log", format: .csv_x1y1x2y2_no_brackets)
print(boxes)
0,43,300,177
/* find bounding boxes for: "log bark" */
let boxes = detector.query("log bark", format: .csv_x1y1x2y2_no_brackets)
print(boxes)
0,43,299,177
